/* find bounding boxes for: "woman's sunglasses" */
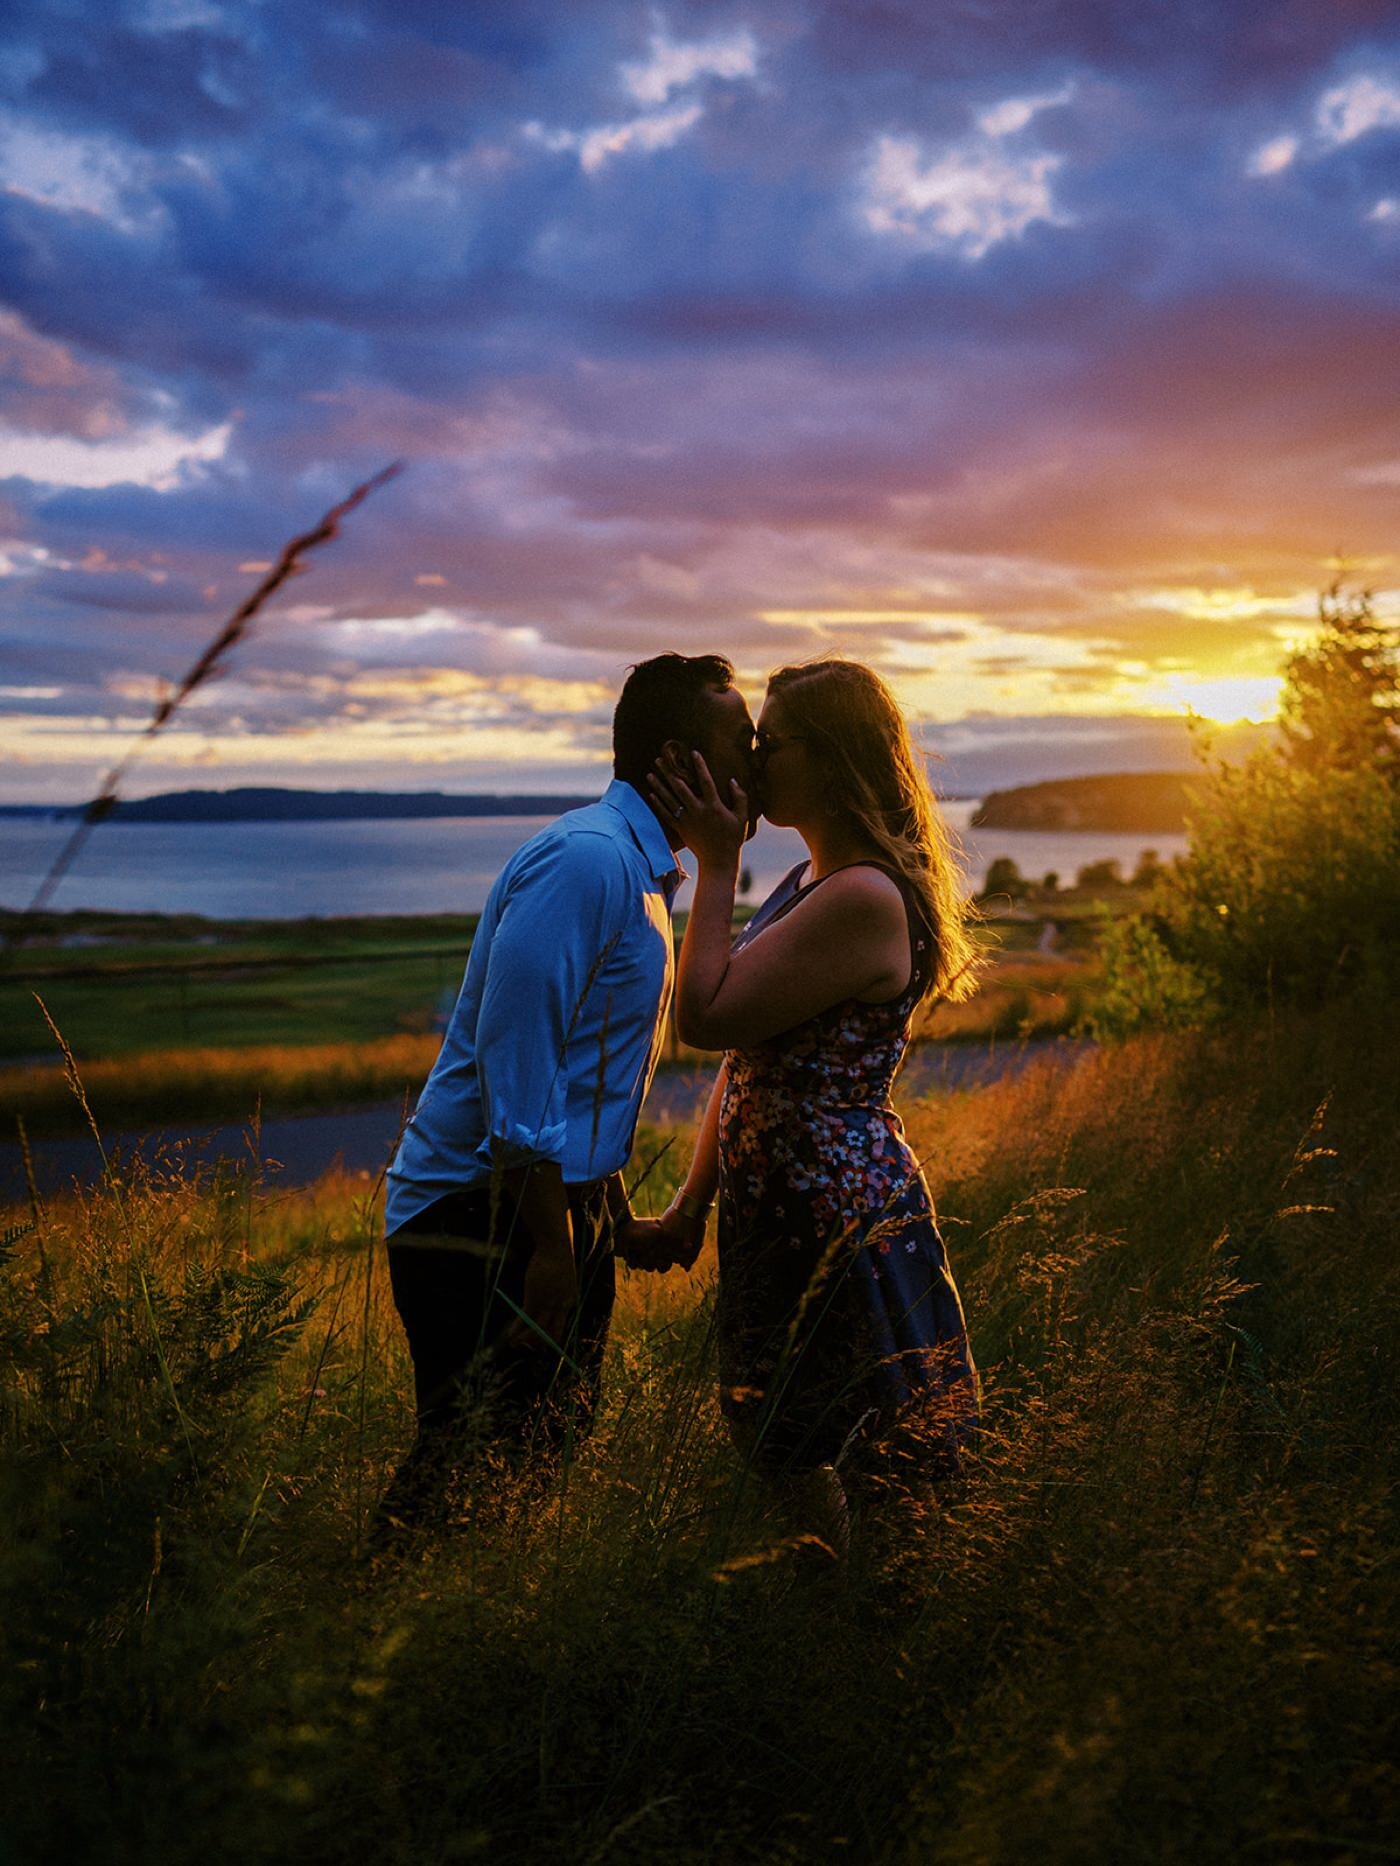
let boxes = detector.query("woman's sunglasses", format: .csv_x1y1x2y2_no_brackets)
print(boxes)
754,729,806,758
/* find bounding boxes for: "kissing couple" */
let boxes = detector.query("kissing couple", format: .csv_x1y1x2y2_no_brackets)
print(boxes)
376,653,980,1558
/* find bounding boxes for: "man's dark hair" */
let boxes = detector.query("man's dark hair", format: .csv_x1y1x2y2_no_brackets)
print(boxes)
613,653,735,789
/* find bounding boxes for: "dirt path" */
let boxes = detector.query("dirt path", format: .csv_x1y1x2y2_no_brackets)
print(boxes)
3,1039,1090,1202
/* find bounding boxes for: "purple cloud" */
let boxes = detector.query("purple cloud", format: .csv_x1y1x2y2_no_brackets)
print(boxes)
0,0,1396,801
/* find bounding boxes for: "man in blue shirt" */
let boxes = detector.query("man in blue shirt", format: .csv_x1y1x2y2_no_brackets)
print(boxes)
377,652,755,1533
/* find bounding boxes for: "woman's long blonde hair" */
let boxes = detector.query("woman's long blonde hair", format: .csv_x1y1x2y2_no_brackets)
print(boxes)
766,659,980,1003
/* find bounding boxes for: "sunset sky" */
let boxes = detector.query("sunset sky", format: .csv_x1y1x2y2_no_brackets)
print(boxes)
1,0,1397,801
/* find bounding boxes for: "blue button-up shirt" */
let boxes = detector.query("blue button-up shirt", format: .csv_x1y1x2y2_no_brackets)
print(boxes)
385,780,685,1233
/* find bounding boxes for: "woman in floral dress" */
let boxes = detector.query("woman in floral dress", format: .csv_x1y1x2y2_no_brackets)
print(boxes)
637,659,981,1554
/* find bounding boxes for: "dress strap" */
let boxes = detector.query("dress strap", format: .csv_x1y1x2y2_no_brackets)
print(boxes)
730,860,810,954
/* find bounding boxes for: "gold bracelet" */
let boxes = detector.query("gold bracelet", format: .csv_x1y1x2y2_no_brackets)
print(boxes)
674,1190,713,1224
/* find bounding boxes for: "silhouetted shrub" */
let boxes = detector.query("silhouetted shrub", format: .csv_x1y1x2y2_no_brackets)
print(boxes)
1098,584,1400,1032
982,855,1030,900
1075,858,1123,890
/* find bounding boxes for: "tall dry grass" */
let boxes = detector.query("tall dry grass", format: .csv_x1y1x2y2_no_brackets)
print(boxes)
917,951,1098,1043
3,1031,441,1133
1,1004,1396,1864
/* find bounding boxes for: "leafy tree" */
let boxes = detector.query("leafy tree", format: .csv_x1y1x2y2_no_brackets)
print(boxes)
1097,581,1400,1032
1076,858,1123,890
981,855,1030,901
1280,579,1398,776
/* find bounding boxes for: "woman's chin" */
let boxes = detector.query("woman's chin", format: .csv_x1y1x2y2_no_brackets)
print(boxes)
759,800,807,832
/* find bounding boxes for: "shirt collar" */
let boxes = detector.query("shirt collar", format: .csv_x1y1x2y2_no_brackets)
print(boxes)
602,777,689,895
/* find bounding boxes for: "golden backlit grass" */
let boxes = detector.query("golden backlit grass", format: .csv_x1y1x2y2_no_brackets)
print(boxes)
3,1031,443,1134
917,951,1097,1043
1,1006,1396,1864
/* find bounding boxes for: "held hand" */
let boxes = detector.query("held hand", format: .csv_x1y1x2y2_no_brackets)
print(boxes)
662,1202,709,1271
612,1216,671,1271
648,749,748,871
509,1239,578,1353
614,1206,707,1272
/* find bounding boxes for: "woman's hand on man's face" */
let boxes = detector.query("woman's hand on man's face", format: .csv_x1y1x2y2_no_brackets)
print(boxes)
647,746,749,869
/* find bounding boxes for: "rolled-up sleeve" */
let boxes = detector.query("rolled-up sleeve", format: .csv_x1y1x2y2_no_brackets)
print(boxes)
472,832,628,1173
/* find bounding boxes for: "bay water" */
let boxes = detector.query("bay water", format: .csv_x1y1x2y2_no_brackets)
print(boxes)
0,802,1187,921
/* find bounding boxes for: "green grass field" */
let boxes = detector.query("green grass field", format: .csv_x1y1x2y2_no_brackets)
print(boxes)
4,905,1108,1136
1,1003,1395,1863
2,896,1113,1062
0,908,481,1061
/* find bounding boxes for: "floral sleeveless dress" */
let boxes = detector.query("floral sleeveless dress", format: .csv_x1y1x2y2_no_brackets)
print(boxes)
717,862,979,1477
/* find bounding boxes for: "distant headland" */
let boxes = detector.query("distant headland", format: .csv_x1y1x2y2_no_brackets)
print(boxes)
972,771,1199,833
0,774,1196,830
0,787,597,823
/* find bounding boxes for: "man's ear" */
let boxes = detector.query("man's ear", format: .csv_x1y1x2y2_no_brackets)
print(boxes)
659,737,696,773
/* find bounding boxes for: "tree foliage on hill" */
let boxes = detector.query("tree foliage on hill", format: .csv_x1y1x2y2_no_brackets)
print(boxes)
980,855,1031,901
1280,580,1398,776
1096,581,1400,1033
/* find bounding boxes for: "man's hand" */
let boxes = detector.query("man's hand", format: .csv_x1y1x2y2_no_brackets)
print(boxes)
511,1236,578,1352
614,1206,707,1273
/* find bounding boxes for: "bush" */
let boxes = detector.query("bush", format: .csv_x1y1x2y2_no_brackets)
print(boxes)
982,855,1030,901
1156,754,1398,1007
1099,584,1400,1032
1075,857,1123,890
1092,912,1212,1034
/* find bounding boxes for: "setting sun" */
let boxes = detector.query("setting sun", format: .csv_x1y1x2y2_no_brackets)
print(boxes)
1144,675,1286,726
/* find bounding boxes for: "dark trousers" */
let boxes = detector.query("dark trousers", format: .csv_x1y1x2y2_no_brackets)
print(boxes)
378,1180,614,1525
